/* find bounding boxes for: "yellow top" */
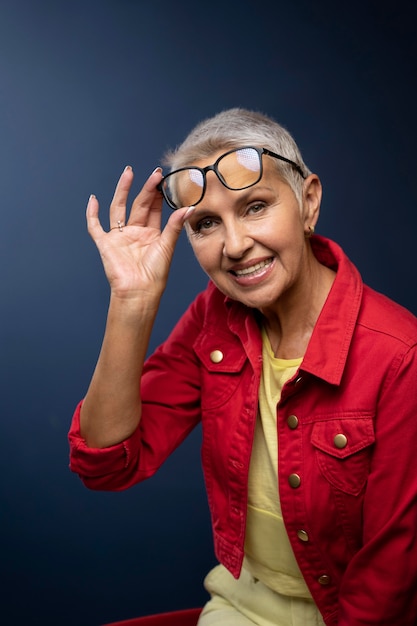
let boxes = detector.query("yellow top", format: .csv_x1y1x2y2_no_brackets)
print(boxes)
244,327,311,598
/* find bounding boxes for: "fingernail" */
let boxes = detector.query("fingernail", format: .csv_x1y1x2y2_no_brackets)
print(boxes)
124,165,132,172
152,166,162,175
184,206,195,220
89,194,96,201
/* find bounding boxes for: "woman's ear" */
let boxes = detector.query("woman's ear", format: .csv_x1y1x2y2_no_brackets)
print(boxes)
302,174,322,231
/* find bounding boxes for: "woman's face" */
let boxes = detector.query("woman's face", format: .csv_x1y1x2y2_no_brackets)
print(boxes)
184,152,321,313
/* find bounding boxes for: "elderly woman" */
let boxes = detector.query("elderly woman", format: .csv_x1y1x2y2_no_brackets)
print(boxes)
69,109,417,625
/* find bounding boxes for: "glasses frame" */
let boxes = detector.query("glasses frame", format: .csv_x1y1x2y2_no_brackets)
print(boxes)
158,146,306,210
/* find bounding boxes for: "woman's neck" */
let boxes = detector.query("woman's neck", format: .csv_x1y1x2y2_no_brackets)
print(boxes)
261,259,336,359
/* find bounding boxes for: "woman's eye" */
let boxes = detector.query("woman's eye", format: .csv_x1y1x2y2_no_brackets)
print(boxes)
195,217,215,232
248,203,265,215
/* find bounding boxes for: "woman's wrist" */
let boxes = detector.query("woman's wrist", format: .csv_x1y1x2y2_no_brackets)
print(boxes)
108,289,161,321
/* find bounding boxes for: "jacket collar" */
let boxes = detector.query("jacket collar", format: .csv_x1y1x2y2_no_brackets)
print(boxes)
300,235,363,385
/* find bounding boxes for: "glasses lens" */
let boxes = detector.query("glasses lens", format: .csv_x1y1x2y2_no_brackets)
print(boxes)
163,168,204,209
217,147,261,189
162,147,262,209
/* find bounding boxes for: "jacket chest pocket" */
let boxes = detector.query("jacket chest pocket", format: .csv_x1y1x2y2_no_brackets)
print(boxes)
193,330,247,409
311,416,375,496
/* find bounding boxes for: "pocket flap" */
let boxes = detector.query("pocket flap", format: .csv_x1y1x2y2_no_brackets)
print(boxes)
311,416,375,459
194,330,246,373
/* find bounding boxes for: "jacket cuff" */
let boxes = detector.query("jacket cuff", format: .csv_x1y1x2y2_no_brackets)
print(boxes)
68,400,141,480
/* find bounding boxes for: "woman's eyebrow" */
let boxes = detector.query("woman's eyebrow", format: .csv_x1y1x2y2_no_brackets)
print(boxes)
195,185,277,212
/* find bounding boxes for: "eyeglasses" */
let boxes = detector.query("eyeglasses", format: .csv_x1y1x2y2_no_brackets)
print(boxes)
158,146,306,210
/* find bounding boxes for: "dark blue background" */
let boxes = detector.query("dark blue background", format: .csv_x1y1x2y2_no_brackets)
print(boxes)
0,1,416,624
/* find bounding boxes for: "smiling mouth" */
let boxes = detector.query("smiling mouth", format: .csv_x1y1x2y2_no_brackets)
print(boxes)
231,258,273,277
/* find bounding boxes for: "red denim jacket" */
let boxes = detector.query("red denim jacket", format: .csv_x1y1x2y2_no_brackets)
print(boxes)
69,236,417,625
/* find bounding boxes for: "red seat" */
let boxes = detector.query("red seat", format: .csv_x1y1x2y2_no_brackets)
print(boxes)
103,607,202,626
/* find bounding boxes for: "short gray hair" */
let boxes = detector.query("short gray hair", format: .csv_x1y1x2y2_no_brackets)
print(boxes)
162,108,311,204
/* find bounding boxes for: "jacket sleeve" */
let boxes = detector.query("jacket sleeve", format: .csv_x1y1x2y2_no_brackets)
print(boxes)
338,343,417,625
68,292,206,491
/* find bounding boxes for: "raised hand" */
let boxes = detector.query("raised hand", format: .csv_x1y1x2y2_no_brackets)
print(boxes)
80,166,194,447
86,165,193,301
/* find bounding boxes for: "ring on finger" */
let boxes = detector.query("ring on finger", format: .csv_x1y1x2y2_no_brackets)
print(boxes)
110,220,124,232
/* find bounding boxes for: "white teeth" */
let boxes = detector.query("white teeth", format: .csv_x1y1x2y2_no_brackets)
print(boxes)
235,259,272,276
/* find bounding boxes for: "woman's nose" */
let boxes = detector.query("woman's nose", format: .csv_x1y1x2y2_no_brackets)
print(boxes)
222,222,253,259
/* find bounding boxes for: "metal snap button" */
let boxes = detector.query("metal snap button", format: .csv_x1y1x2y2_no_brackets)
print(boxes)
318,574,331,586
288,473,301,488
297,530,309,542
287,414,299,429
334,434,348,449
210,350,224,363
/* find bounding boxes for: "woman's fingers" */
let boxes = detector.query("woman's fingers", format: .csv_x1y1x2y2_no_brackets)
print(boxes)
158,205,195,257
86,193,105,241
85,165,164,244
84,174,195,296
86,166,193,253
106,165,164,231
109,165,134,230
128,167,164,229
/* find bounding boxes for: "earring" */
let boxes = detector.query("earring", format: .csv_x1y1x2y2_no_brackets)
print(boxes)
305,225,315,238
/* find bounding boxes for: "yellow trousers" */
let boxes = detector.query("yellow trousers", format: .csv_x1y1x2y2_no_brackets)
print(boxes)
197,565,325,626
